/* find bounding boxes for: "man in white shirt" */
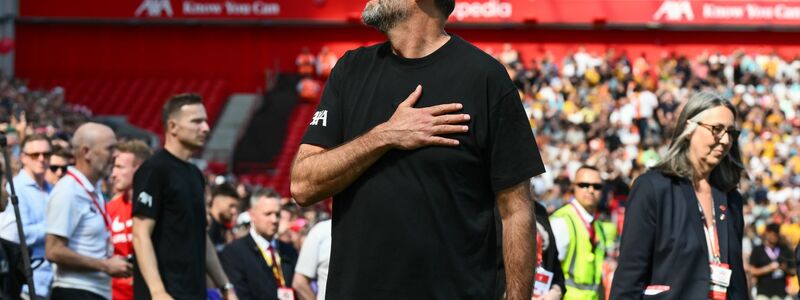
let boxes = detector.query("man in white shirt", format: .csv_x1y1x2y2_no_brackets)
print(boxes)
293,219,331,300
45,123,132,300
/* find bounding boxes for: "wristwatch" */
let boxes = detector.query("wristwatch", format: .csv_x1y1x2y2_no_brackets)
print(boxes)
221,282,235,292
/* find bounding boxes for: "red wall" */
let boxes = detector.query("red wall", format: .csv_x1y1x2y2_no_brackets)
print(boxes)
16,24,800,93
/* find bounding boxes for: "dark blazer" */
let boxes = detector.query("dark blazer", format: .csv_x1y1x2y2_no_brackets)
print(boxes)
220,234,298,300
534,201,566,295
610,170,748,300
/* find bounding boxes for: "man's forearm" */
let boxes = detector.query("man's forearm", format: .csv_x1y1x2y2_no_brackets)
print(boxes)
133,230,167,294
291,127,391,206
205,235,230,287
503,208,535,300
45,235,105,272
292,274,316,300
497,183,536,300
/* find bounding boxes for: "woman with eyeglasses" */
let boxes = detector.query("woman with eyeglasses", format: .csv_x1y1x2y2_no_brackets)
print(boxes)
610,92,748,299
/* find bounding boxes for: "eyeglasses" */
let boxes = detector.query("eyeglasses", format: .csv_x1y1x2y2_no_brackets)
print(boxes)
24,152,52,159
576,182,603,190
49,165,69,173
696,122,740,141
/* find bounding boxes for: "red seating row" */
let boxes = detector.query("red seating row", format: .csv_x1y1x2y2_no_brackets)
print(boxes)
238,94,319,196
32,78,229,134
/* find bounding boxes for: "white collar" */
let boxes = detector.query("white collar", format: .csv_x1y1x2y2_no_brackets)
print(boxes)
249,227,275,251
67,166,94,192
570,199,595,222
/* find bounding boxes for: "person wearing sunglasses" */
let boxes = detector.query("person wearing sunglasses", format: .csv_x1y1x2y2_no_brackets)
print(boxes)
611,92,748,299
0,133,55,299
549,165,616,300
45,145,73,187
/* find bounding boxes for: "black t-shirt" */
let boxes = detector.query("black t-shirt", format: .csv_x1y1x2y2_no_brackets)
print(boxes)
301,35,545,299
749,244,794,297
132,149,207,299
209,218,227,252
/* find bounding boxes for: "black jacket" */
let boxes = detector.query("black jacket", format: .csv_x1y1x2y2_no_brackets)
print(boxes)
534,201,566,295
220,235,298,300
610,170,748,299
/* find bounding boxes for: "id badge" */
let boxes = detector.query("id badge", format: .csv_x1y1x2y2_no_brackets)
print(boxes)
277,287,295,300
532,267,554,298
710,263,732,287
709,284,727,300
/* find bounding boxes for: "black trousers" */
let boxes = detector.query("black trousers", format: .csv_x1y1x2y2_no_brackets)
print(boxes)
50,287,106,300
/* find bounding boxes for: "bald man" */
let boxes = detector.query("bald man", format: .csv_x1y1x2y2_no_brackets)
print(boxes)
46,123,132,300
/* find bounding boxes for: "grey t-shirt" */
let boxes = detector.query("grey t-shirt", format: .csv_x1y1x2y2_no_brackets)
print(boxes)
46,167,111,298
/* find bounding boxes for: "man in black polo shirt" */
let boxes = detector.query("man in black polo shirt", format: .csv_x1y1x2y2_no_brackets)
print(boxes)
131,94,237,300
290,1,545,299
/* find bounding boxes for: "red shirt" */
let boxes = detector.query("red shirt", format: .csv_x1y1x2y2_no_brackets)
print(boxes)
107,193,133,300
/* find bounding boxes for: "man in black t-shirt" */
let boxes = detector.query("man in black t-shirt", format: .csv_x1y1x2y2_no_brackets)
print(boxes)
749,223,796,298
208,183,241,252
290,1,545,299
131,94,237,300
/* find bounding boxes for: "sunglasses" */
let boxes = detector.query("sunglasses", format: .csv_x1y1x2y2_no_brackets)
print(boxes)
24,152,52,159
576,182,603,190
49,165,69,173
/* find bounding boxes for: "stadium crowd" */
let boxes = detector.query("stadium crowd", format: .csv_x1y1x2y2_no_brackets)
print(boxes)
0,43,799,298
491,44,800,297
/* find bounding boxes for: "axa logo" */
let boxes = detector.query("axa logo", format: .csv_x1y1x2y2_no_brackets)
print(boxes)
310,110,328,127
138,192,153,208
135,0,174,17
653,0,695,21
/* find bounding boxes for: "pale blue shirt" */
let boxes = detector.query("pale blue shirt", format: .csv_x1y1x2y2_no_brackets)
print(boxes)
0,170,53,297
46,167,111,299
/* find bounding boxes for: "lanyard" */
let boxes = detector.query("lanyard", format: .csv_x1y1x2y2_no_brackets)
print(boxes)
570,202,597,246
765,246,781,262
66,171,110,232
258,243,286,287
535,231,543,266
698,201,721,264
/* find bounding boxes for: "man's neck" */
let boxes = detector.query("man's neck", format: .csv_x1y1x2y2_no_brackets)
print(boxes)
164,138,194,161
210,211,226,224
575,200,597,216
74,162,98,184
22,168,46,190
250,228,275,245
386,13,449,59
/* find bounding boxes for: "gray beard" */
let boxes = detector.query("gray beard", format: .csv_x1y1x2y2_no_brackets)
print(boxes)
361,1,409,33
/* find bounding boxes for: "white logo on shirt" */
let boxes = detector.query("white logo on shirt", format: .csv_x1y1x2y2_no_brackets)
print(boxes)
112,217,126,233
138,192,153,208
310,110,328,127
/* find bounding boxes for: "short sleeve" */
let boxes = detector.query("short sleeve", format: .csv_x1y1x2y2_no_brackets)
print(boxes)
295,223,323,278
301,54,347,148
132,163,163,220
46,183,81,238
488,89,546,192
